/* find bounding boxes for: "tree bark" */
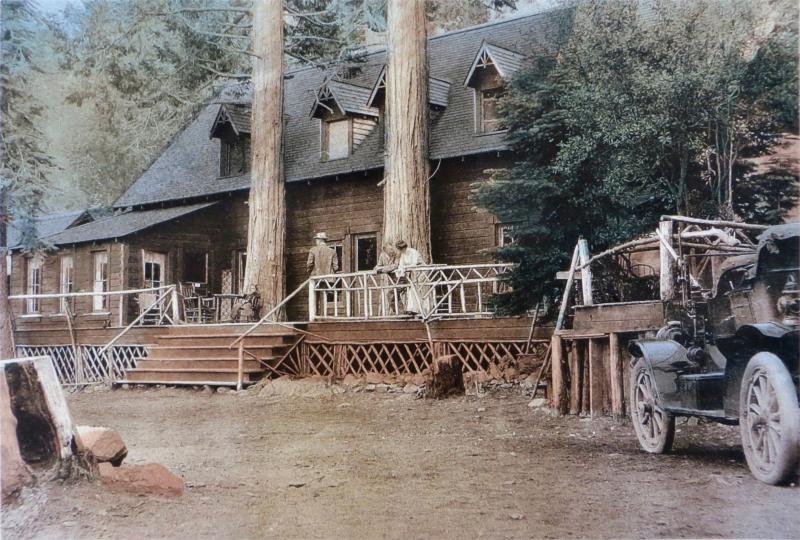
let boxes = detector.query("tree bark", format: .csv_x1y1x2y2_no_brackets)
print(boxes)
1,195,14,359
382,0,431,260
243,0,286,314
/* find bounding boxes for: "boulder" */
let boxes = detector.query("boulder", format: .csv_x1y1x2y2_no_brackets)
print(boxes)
364,372,383,385
403,384,419,394
429,355,464,399
76,426,127,466
410,373,429,386
98,462,184,497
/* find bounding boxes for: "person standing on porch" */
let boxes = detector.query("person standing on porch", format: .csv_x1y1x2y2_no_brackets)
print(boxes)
394,240,427,316
307,232,338,318
375,242,398,315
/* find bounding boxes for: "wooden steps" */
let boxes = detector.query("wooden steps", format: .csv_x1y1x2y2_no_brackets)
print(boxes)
122,325,300,386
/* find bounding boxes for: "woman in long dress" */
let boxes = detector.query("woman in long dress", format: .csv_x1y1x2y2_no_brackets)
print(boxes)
394,240,427,316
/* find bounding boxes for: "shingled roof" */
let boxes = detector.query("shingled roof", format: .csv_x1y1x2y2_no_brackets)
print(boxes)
5,210,90,249
115,9,567,209
46,202,218,246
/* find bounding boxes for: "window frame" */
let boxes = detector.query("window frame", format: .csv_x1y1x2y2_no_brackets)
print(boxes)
25,255,43,314
92,251,109,312
59,255,74,314
354,233,378,272
321,117,352,161
479,86,506,134
495,223,517,248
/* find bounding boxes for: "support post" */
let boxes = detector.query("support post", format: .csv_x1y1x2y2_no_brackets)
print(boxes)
237,342,244,391
556,245,580,331
659,220,675,301
308,279,316,322
577,238,593,306
568,342,581,415
609,332,624,420
550,335,567,414
589,338,607,417
170,286,181,323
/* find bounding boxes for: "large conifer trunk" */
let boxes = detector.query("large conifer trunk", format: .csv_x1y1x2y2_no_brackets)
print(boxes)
244,0,286,314
382,0,431,259
1,213,14,359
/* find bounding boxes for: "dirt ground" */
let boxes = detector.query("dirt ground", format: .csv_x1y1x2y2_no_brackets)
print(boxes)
3,381,798,539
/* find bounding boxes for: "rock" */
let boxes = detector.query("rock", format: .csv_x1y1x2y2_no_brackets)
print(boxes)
76,426,127,466
342,374,361,386
97,462,184,497
201,385,214,395
217,387,232,394
376,384,390,392
365,384,377,392
521,374,537,389
488,363,503,381
403,384,419,394
410,373,429,386
503,367,519,381
463,370,490,387
528,398,548,409
477,407,487,413
429,355,464,399
364,372,383,384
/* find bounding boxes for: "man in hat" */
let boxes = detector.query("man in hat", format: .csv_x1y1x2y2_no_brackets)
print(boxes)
307,232,338,276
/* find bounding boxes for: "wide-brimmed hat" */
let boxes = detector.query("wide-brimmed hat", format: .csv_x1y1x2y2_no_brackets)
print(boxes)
314,232,328,240
395,240,408,250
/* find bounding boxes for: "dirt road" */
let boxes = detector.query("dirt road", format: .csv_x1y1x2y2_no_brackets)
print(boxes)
3,382,798,539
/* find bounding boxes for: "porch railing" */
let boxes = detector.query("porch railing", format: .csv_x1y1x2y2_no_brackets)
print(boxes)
308,263,514,322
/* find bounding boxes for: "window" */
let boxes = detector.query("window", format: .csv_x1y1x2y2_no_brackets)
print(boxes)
183,251,208,284
92,251,109,311
322,119,350,160
496,224,517,248
236,251,247,294
355,234,378,271
142,251,166,289
26,256,42,314
59,256,74,313
480,87,506,133
220,136,251,176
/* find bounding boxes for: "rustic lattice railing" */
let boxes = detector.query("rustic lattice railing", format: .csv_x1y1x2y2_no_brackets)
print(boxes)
309,263,514,321
15,345,149,386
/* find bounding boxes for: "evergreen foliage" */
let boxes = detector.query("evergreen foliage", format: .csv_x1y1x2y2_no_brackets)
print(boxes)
475,0,799,314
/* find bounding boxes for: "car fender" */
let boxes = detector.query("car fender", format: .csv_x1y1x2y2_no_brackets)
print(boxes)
628,339,691,409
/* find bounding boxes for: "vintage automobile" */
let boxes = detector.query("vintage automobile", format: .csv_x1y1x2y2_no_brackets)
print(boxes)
628,222,800,485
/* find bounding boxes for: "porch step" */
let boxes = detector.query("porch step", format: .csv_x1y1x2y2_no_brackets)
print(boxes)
119,324,302,387
146,345,287,359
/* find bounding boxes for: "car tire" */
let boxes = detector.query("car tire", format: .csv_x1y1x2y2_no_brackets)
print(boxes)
630,357,675,454
739,352,800,485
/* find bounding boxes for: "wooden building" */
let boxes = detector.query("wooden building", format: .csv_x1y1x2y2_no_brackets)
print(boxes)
8,13,566,387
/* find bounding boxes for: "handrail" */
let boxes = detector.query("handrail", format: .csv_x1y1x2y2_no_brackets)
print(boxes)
229,278,311,348
99,285,175,354
9,285,171,300
310,263,515,282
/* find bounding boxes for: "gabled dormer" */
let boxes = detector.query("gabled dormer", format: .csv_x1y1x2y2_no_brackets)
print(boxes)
210,103,252,177
310,80,379,161
464,41,525,134
366,65,451,111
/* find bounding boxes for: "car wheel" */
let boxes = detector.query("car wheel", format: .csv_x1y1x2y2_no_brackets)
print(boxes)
739,352,800,485
630,357,675,454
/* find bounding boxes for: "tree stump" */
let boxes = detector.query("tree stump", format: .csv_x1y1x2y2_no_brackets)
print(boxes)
429,355,464,399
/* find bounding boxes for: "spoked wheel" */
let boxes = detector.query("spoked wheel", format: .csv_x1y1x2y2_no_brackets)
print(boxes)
739,353,800,485
630,357,675,454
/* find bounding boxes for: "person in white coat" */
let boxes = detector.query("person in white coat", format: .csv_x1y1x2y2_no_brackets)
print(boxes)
394,240,427,316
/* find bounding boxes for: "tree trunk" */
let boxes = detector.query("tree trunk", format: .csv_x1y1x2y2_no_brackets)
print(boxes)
1,196,14,359
243,0,286,315
382,0,431,260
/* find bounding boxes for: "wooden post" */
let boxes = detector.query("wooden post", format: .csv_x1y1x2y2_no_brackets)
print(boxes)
568,341,582,415
577,238,593,306
237,342,244,391
556,244,580,331
659,220,675,301
589,338,607,418
581,345,590,416
308,279,316,321
170,286,180,323
609,332,625,420
550,335,567,414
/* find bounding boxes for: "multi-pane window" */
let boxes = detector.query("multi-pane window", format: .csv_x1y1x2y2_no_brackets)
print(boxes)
220,136,251,177
322,119,350,160
355,234,378,271
92,251,109,311
59,256,74,313
496,224,517,248
143,251,166,289
26,256,42,314
480,87,506,133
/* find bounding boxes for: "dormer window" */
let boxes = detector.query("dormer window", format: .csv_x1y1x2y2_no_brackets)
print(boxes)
220,135,251,176
322,118,351,161
465,42,525,134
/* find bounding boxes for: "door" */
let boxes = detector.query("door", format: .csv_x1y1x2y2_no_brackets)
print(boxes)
142,251,167,288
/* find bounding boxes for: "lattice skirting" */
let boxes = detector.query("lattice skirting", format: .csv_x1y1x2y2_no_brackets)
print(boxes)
277,340,547,377
15,345,149,386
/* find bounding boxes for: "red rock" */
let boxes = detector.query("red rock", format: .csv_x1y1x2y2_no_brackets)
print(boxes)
98,462,184,497
76,426,128,466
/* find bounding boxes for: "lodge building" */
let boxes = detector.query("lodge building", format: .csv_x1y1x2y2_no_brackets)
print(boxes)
8,13,563,326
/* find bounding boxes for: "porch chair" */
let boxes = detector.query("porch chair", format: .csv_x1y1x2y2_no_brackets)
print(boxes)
179,282,216,323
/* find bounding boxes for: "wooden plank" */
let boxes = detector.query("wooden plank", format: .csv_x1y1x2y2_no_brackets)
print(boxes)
550,335,567,414
588,337,607,418
609,332,624,419
568,341,582,415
